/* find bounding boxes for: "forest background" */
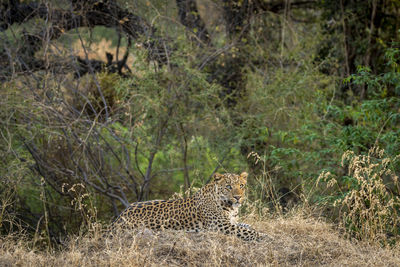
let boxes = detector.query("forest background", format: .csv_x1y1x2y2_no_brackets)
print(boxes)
1,0,400,258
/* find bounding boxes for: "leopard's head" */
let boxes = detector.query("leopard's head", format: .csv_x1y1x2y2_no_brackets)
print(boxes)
213,172,248,208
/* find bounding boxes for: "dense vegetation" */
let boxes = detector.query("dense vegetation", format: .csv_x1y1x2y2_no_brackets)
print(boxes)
1,0,400,254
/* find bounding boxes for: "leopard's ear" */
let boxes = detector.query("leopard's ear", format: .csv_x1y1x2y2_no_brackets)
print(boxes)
240,172,248,181
213,173,224,181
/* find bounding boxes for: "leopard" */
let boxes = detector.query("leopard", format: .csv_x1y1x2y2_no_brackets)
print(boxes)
112,172,267,241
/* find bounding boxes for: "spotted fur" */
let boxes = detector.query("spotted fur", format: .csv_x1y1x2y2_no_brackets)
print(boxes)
112,172,267,241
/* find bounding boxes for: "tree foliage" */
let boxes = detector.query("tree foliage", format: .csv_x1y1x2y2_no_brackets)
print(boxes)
0,0,399,245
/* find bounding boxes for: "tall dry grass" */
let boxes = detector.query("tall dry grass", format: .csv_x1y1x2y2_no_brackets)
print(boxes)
319,147,400,246
1,214,399,266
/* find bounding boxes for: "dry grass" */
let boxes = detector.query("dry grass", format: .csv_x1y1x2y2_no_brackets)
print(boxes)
318,147,400,245
45,38,136,70
1,214,399,267
71,39,135,67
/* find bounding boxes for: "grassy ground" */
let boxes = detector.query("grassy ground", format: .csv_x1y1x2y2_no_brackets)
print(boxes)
1,213,399,266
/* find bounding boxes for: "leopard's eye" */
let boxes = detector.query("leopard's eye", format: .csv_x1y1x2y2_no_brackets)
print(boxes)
226,185,232,190
240,184,245,189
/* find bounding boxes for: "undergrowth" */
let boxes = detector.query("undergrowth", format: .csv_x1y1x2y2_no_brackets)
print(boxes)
1,148,400,266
